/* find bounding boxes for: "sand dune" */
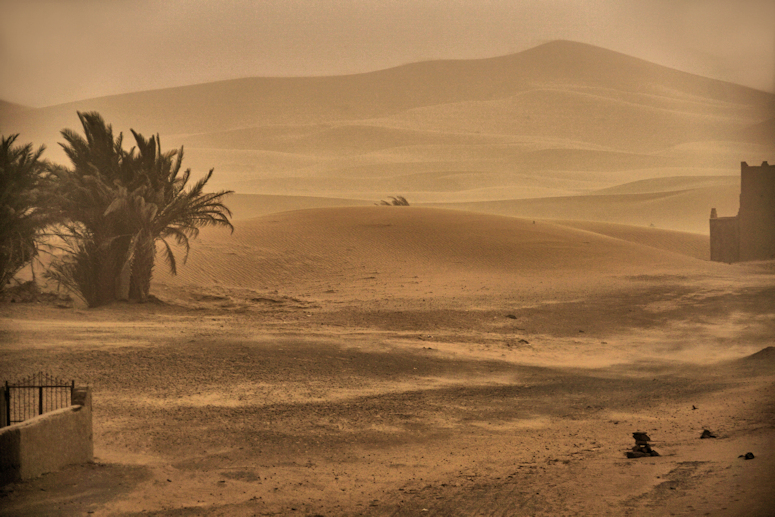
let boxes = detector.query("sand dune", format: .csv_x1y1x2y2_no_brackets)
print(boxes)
372,89,755,153
155,207,719,304
4,40,775,517
217,171,739,235
188,145,686,196
4,42,774,513
7,41,771,141
212,171,738,234
550,220,710,260
210,171,587,201
0,100,30,120
224,193,373,220
593,175,738,195
2,40,772,235
180,123,504,155
737,117,775,145
4,40,772,151
179,85,759,155
428,183,740,234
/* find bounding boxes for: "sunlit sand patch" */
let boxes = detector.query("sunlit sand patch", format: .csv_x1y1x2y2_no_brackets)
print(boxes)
467,416,552,431
102,375,522,409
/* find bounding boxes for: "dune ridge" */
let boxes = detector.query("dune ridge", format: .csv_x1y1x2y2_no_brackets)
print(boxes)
2,40,773,233
155,207,721,305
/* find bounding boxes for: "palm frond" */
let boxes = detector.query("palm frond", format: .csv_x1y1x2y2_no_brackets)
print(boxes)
158,237,178,276
47,112,234,302
1,133,52,290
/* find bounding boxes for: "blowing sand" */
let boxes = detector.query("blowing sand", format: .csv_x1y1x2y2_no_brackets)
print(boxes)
2,40,774,516
1,206,774,516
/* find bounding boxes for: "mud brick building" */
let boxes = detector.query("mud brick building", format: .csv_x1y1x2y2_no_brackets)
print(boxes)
710,161,775,263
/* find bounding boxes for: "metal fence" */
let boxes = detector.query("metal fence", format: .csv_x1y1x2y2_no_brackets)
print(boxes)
3,372,74,427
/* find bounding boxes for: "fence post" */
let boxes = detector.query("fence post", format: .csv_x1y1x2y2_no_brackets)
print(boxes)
3,375,77,427
1,382,7,427
4,382,9,428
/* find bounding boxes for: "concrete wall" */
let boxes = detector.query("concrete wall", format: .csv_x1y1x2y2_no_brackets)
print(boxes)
0,387,92,485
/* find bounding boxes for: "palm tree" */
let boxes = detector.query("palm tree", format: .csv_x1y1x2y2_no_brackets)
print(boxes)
48,111,233,306
0,134,51,292
46,113,134,306
109,130,233,301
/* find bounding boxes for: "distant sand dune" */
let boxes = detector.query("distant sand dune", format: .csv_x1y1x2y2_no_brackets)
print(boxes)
224,193,372,220
3,40,772,236
426,182,739,234
550,220,709,260
373,89,754,153
156,207,719,301
217,170,739,234
179,124,503,155
593,175,738,195
736,117,775,146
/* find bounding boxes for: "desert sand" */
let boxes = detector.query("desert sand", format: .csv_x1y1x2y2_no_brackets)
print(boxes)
2,206,774,516
1,41,774,516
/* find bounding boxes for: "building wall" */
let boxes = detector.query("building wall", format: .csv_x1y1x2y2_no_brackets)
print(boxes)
710,216,739,263
0,387,92,485
710,161,774,263
738,162,775,261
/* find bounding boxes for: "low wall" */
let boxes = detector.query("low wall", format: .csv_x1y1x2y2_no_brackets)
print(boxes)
0,387,93,485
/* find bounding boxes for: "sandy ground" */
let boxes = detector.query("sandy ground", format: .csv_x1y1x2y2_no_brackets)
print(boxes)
2,39,773,516
1,207,774,516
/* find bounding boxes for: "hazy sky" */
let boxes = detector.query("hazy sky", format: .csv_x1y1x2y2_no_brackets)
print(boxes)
1,0,773,107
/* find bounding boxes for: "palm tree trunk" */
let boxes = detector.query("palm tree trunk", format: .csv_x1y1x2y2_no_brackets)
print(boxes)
129,233,154,302
98,242,123,306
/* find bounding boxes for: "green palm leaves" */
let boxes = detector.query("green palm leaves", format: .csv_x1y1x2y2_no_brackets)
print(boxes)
46,112,233,306
0,135,51,291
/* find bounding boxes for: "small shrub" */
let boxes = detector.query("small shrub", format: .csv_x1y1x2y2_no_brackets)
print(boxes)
378,196,409,206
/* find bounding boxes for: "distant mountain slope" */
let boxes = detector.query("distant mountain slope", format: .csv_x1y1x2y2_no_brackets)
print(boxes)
0,100,32,127
3,40,772,148
1,40,771,234
737,117,775,146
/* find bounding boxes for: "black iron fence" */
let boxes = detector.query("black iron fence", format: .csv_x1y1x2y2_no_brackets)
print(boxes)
3,372,74,427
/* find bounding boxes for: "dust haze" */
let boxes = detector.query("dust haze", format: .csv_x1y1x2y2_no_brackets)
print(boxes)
1,2,774,516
